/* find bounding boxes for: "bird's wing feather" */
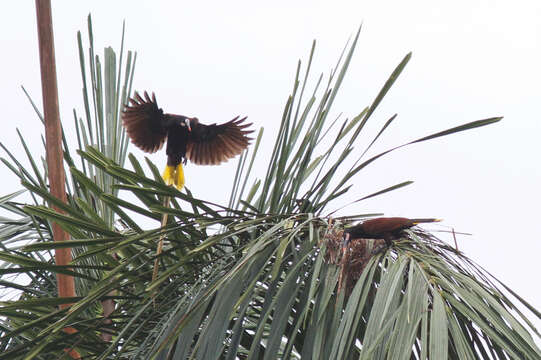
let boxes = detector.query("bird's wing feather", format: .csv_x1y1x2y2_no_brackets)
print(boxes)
186,116,253,165
362,217,413,235
122,91,168,153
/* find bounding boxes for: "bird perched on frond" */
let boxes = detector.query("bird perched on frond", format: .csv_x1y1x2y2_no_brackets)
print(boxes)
343,217,441,247
122,91,253,190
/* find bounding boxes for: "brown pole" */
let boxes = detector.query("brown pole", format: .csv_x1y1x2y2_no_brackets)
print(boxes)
35,1,79,358
35,0,75,304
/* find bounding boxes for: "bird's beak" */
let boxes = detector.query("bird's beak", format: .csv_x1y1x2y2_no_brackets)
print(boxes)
185,118,192,132
342,232,350,249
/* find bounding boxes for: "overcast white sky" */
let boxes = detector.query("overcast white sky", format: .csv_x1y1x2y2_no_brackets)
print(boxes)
1,1,540,332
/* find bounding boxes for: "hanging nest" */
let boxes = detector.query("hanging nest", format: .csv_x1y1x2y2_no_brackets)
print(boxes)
323,222,386,296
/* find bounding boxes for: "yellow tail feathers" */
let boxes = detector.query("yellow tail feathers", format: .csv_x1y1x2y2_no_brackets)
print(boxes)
163,164,185,190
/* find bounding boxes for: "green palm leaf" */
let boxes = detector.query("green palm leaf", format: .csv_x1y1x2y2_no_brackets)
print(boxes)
0,19,538,360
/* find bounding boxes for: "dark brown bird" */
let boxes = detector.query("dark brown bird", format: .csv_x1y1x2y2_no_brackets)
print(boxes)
122,91,253,189
343,217,441,247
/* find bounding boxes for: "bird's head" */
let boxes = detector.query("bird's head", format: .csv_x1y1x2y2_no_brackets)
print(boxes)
341,229,352,250
177,116,193,132
182,117,199,132
342,224,366,240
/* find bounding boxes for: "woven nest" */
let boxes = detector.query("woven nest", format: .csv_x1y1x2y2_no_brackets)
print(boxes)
323,223,386,296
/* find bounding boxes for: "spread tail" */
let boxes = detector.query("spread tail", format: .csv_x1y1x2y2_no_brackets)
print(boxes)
411,218,442,225
162,164,185,190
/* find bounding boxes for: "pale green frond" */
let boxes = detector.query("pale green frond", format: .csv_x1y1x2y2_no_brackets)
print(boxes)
0,19,537,360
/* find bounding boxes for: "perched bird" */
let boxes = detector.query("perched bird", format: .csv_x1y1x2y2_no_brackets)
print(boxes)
343,217,441,247
122,91,253,189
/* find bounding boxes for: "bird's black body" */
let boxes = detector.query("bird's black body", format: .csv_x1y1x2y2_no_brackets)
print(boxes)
163,115,190,166
122,91,253,189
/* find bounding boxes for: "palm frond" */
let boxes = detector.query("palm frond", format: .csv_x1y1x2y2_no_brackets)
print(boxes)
0,20,537,360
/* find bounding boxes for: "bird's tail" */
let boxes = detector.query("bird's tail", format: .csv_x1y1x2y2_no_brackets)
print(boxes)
411,218,442,224
163,164,185,190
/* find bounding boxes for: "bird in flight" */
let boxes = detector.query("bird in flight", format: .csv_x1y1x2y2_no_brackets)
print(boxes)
122,91,253,190
343,217,441,247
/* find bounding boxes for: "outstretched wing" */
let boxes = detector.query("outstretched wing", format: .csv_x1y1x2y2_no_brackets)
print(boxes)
186,116,253,165
122,91,167,153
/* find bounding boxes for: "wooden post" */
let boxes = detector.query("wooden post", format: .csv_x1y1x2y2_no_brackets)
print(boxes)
35,0,75,304
35,1,79,358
